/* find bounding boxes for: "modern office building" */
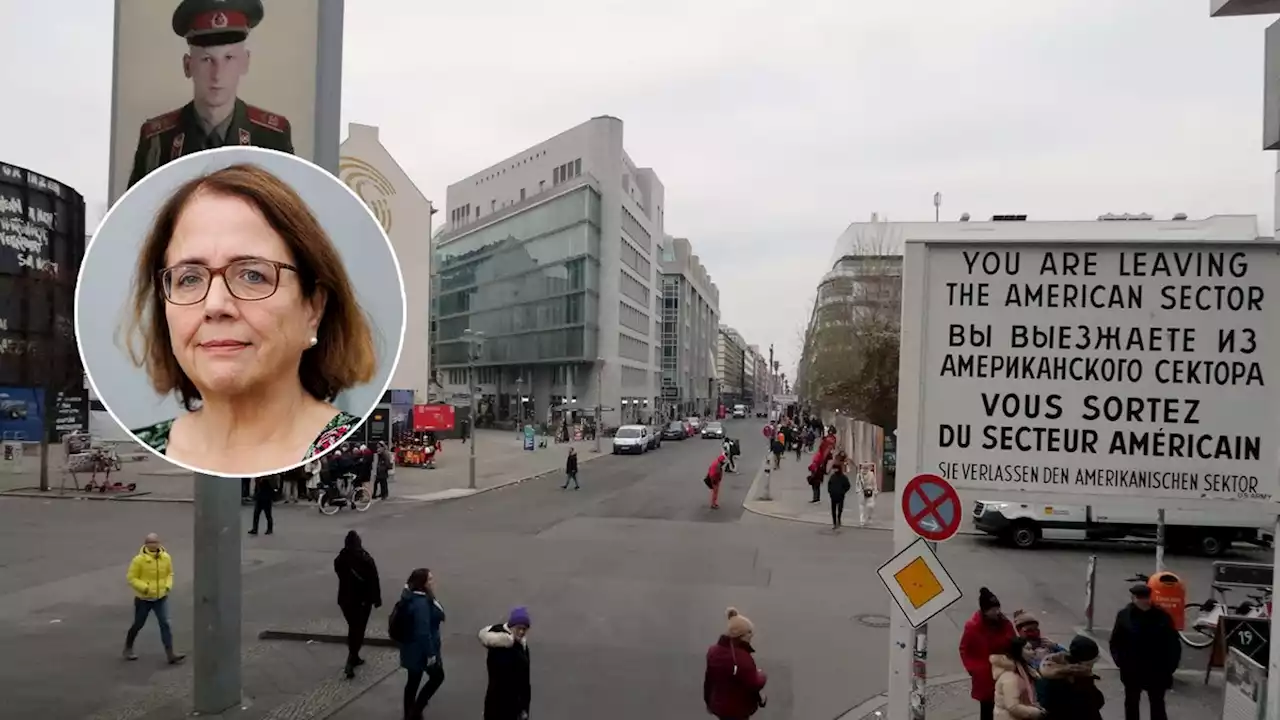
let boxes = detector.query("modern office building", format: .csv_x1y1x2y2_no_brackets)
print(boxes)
716,325,748,407
658,236,719,418
431,116,665,428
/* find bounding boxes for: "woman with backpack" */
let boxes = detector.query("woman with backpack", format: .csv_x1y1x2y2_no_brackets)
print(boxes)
391,568,447,720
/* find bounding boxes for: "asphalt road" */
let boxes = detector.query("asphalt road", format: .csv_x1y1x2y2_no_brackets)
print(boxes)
0,417,1268,719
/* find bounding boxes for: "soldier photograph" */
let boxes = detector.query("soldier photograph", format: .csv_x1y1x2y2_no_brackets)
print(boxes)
126,0,294,189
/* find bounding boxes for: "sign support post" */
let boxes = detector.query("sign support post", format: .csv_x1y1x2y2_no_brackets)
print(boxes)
1269,514,1280,720
908,541,935,720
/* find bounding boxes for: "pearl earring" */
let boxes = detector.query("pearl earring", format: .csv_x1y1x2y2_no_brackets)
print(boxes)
309,336,318,347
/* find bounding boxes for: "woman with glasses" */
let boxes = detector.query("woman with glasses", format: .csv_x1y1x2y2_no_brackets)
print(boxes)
122,163,376,475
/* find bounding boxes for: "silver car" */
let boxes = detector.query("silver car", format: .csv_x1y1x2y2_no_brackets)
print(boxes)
611,425,649,455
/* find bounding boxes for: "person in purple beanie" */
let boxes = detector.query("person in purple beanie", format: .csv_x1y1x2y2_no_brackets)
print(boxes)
478,606,533,720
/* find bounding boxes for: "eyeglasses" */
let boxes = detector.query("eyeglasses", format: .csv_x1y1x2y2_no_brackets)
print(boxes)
158,258,300,306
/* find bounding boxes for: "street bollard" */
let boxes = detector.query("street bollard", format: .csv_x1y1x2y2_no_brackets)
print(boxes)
1084,554,1097,634
760,455,772,501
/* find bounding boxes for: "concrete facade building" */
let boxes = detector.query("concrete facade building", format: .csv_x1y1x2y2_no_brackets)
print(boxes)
432,116,665,428
716,325,748,407
658,236,719,417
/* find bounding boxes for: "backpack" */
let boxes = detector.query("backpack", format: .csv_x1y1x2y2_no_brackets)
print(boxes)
388,597,413,644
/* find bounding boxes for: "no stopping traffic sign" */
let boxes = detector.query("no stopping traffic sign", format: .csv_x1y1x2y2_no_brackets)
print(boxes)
902,473,962,542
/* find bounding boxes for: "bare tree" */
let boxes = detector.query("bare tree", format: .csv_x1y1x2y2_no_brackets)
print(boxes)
798,218,902,432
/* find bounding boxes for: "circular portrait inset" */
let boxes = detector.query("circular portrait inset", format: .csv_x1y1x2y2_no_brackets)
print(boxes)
76,146,406,477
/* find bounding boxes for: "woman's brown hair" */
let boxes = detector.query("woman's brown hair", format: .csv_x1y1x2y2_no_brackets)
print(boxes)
121,162,377,410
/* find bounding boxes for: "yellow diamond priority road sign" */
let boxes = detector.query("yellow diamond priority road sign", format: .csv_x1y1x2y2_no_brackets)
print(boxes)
877,537,963,628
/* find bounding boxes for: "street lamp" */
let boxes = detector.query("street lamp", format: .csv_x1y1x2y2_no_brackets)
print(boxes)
463,328,485,490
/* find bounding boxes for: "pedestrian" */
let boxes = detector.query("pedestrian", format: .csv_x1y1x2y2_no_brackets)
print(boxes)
827,450,851,530
854,463,877,526
394,568,447,720
373,442,393,500
805,444,827,505
562,446,579,489
334,530,382,679
461,418,470,444
722,437,739,473
959,587,1016,720
1038,635,1106,720
704,607,767,719
991,637,1046,720
1010,610,1064,673
706,452,727,510
1109,583,1180,720
123,533,186,664
770,430,785,470
249,475,274,535
478,607,533,720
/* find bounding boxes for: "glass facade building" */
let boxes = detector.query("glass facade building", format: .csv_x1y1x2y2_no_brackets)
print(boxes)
433,186,602,368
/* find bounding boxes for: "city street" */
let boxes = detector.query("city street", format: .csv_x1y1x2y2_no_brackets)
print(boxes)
0,418,1262,719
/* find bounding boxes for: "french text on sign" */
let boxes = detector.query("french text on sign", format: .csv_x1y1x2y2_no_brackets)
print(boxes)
913,236,1280,506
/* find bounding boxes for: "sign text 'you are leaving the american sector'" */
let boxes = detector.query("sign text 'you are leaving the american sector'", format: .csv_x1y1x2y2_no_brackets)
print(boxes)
920,245,1280,503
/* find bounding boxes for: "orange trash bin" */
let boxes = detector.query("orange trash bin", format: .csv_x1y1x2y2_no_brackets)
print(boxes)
1148,572,1186,631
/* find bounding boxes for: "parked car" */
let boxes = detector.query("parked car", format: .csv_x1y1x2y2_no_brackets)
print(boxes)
701,421,725,439
611,425,650,455
661,421,687,441
731,404,747,419
686,417,702,432
645,425,663,450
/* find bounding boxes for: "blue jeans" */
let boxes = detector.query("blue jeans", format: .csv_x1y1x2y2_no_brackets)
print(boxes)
126,596,173,651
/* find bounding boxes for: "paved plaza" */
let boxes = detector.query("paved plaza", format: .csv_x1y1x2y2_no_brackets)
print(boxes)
0,419,1258,719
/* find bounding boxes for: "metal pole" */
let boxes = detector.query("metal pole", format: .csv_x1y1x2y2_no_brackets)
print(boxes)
1084,554,1097,634
468,360,477,490
594,360,602,453
192,475,242,713
1265,514,1280,720
1155,508,1166,573
767,344,774,418
908,541,935,720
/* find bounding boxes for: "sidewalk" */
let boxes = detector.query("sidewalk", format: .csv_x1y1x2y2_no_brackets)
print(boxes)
846,669,1223,719
384,428,605,503
0,429,605,504
742,452,980,535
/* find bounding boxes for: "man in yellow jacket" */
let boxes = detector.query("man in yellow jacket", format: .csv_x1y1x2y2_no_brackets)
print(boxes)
124,533,185,664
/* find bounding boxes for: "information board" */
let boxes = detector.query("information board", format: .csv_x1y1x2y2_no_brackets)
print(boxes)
918,244,1280,505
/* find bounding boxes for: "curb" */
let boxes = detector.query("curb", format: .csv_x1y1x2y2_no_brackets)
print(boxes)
0,452,610,506
740,464,983,536
258,629,397,648
836,673,971,719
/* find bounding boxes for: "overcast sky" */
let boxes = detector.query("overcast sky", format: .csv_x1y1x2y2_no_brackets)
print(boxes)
3,0,1277,376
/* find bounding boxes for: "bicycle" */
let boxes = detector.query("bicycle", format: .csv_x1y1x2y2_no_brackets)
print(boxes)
317,472,372,516
1174,579,1271,649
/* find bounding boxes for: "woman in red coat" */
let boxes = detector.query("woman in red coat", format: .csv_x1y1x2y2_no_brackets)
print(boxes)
959,587,1016,720
704,607,767,719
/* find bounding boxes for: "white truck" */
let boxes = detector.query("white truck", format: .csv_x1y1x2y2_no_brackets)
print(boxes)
972,499,1273,557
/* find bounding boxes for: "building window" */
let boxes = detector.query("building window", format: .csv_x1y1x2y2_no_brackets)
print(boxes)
620,270,649,305
620,237,651,279
520,188,526,201
619,301,650,335
621,365,647,388
619,333,650,363
574,158,582,177
553,166,561,185
539,180,545,192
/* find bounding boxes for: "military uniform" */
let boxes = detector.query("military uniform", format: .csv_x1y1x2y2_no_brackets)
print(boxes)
126,0,293,189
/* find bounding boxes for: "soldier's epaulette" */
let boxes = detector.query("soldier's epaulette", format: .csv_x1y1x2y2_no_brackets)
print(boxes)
246,105,290,133
141,109,181,138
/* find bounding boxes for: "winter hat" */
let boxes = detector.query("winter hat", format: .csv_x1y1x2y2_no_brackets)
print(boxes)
508,606,531,628
978,587,1001,612
1129,583,1152,599
726,607,754,639
1068,635,1100,663
1011,610,1038,629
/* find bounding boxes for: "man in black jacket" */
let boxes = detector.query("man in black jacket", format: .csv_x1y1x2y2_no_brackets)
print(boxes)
1109,584,1180,720
333,530,381,678
478,607,532,720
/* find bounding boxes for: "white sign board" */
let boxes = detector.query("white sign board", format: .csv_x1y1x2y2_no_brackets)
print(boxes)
918,243,1280,505
876,537,963,628
1224,648,1267,720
